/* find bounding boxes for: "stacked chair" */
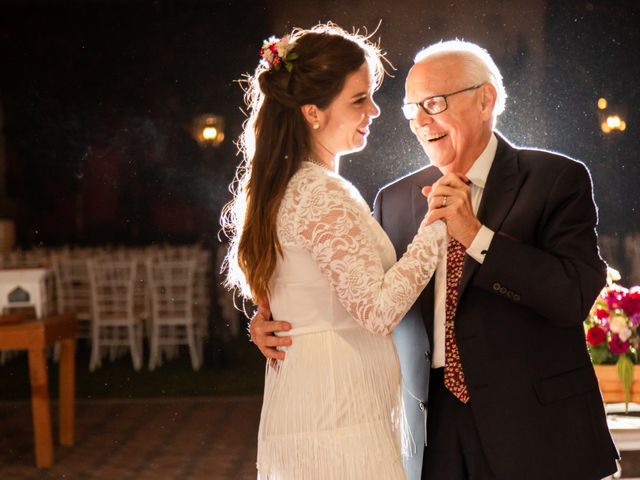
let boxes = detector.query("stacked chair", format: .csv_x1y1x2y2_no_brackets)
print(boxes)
87,258,144,371
0,244,214,371
53,256,92,341
146,256,203,371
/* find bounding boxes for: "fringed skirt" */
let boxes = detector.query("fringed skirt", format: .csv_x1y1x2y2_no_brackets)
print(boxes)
257,326,407,480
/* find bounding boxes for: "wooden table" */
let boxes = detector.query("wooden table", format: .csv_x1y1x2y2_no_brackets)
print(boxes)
0,314,77,468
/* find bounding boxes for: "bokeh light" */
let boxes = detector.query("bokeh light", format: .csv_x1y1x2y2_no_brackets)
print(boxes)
601,115,627,134
202,127,218,140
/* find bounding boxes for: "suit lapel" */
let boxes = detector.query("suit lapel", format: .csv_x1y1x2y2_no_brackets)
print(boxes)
458,134,524,297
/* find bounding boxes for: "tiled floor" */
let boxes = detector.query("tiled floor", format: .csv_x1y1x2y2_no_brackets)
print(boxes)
0,396,262,480
4,396,640,479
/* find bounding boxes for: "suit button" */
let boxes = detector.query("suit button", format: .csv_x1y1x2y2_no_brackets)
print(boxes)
514,294,521,301
506,290,514,299
499,287,507,294
492,282,501,291
419,402,425,412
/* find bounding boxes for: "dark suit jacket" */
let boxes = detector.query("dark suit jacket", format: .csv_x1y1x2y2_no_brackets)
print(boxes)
373,133,619,480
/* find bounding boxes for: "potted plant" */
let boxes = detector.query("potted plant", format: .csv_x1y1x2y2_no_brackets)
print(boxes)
585,268,640,410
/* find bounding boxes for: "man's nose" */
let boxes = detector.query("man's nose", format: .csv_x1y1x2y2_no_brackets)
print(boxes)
414,107,433,127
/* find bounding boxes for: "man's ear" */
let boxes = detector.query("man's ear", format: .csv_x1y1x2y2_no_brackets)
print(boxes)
300,104,320,128
480,83,497,119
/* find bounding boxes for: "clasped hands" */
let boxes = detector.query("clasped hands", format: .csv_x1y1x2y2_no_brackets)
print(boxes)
249,172,482,361
424,172,482,249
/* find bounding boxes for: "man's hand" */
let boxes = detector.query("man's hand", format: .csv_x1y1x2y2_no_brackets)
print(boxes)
423,173,482,248
249,302,292,361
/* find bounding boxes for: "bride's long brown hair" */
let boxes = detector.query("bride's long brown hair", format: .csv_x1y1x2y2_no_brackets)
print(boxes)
221,23,384,305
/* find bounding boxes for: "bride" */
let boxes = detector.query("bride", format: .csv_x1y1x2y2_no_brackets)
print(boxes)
222,23,445,479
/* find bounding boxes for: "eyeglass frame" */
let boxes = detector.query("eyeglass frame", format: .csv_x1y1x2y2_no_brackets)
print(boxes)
401,83,486,120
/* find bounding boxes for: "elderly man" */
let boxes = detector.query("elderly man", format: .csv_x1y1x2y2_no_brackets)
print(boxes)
250,40,619,480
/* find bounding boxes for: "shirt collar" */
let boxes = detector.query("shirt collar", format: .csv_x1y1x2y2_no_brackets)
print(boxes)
465,133,497,189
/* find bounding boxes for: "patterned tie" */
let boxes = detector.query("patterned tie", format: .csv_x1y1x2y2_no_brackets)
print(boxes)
444,238,470,403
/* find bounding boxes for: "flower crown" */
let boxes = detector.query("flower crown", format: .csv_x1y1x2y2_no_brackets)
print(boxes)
259,35,299,72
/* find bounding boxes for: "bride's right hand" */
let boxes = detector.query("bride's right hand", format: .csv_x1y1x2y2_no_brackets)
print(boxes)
425,209,442,226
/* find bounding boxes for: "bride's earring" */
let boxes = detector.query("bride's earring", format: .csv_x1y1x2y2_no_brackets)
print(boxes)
312,122,320,130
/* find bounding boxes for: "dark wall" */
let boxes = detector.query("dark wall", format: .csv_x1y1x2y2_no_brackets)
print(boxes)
544,0,640,235
0,0,269,246
0,0,638,247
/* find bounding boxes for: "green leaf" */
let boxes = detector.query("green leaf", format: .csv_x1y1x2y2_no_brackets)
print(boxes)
617,354,634,412
286,52,299,61
285,62,293,73
589,345,609,364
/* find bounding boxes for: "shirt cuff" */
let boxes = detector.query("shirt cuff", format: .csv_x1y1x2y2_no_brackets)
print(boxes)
467,225,494,264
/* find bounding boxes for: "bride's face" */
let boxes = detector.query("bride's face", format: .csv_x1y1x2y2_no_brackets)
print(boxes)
313,63,380,157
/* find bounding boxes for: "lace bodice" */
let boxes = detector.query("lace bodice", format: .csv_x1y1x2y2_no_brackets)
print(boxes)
273,161,446,336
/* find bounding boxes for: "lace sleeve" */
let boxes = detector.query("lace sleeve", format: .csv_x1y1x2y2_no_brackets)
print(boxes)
293,172,446,335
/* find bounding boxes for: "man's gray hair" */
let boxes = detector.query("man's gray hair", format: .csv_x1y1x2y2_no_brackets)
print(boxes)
414,40,507,116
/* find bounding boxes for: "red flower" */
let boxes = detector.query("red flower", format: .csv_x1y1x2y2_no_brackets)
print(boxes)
595,308,610,320
586,326,607,346
605,286,627,310
609,333,630,355
621,287,640,316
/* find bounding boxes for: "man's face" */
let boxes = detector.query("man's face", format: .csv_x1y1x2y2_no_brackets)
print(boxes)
404,55,492,174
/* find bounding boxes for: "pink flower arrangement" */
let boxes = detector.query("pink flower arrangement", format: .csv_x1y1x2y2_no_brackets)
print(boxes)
585,268,640,406
585,269,640,363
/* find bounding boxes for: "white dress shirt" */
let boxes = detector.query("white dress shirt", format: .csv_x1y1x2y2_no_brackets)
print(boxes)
431,133,497,368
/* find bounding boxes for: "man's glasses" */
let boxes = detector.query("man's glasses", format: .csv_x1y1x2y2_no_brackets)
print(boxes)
402,83,485,120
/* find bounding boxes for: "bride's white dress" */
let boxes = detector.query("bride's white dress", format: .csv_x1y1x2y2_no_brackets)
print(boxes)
257,162,446,479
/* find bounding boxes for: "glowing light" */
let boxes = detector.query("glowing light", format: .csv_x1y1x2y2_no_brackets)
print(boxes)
597,98,607,110
202,126,218,140
192,114,225,147
607,115,621,129
601,114,627,134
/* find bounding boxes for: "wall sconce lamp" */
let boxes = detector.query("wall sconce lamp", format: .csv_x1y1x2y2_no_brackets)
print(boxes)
601,114,627,134
193,114,225,147
596,98,627,134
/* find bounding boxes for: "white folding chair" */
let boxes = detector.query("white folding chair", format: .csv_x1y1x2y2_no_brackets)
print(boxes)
147,257,202,370
87,259,143,371
193,249,212,340
214,243,240,340
53,257,92,341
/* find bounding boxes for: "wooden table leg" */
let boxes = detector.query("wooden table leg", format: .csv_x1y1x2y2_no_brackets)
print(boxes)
27,347,53,468
58,338,76,446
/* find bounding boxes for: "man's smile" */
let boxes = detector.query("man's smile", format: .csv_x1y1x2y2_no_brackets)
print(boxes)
425,132,448,142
